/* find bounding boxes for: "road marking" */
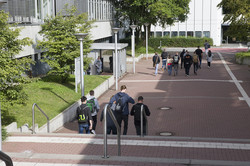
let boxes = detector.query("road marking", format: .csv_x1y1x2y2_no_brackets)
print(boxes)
217,52,250,107
6,136,250,150
121,79,243,83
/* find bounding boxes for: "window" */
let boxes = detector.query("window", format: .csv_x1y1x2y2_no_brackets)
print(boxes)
195,31,202,38
156,32,162,37
164,31,170,37
187,31,193,37
179,31,186,37
171,31,178,37
203,31,210,38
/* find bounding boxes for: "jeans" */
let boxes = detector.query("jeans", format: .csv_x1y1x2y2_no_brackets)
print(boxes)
155,64,159,75
167,65,172,75
162,59,167,70
199,56,202,68
173,64,178,76
135,124,147,136
78,123,90,134
121,114,129,135
92,115,97,130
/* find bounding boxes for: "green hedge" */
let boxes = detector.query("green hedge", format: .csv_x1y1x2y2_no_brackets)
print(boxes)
149,37,213,48
235,51,250,58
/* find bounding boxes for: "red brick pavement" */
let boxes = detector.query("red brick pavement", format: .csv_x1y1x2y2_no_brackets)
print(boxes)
58,49,250,139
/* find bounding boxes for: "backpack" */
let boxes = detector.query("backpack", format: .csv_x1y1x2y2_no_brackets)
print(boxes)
78,106,88,123
86,98,95,113
193,54,198,63
174,55,179,63
115,94,124,112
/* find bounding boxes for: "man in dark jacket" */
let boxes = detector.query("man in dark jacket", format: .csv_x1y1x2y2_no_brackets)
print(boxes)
109,85,135,135
180,49,185,69
152,52,161,76
130,96,150,136
184,51,193,76
161,49,168,71
76,96,93,134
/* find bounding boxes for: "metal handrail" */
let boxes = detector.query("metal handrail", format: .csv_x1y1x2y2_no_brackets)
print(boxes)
0,151,13,166
140,105,148,137
32,103,50,134
103,104,121,158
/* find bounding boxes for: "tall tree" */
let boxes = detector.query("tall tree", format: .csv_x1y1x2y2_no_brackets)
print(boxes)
113,0,190,39
218,0,250,41
37,5,94,83
0,11,33,124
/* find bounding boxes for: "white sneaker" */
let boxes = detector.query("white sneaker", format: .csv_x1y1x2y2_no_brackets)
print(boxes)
91,130,96,135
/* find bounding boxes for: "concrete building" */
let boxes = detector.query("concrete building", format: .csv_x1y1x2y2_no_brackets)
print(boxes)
151,0,224,46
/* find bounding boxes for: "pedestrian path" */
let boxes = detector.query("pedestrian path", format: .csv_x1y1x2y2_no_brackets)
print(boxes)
2,48,250,165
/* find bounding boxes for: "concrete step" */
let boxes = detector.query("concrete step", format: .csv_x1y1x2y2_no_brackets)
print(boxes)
3,133,250,165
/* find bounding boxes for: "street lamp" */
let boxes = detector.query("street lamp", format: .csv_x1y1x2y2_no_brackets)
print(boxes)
130,25,137,74
0,0,7,151
144,23,149,60
74,33,88,97
112,28,120,91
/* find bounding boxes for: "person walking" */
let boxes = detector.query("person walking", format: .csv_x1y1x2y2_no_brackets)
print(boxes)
204,40,210,55
180,49,185,69
100,96,118,135
109,85,135,135
94,56,102,75
130,96,150,136
195,46,203,69
161,48,168,71
167,55,173,76
206,50,214,69
87,90,100,134
184,51,193,76
76,96,93,134
192,52,199,75
173,52,180,76
152,52,160,76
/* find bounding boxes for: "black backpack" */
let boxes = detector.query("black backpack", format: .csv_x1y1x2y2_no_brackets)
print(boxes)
115,94,124,112
78,106,88,123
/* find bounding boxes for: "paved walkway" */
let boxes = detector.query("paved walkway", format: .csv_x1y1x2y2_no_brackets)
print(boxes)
2,47,250,166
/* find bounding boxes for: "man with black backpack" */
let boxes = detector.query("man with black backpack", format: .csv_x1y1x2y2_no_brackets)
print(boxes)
173,52,180,76
109,85,135,135
86,90,100,134
184,51,193,76
76,96,93,134
130,96,150,136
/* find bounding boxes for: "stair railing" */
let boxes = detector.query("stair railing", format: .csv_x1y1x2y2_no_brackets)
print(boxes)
0,151,13,166
32,103,50,134
103,104,121,158
140,105,148,137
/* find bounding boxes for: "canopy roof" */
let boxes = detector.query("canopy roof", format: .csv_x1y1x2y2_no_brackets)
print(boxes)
90,43,128,50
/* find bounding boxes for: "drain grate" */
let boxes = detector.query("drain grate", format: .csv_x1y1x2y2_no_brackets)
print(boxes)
159,107,172,110
159,132,173,136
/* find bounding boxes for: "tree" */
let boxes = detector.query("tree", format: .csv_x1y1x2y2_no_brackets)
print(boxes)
0,11,33,124
113,0,190,40
37,5,94,83
218,0,250,41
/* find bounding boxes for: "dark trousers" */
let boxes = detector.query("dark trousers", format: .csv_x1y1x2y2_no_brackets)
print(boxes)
207,62,211,67
193,62,199,74
91,115,97,130
107,125,117,135
181,59,184,69
135,123,147,135
185,64,191,75
121,114,129,135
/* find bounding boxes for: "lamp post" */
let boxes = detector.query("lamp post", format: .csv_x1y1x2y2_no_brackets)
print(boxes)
112,28,120,91
130,25,137,74
144,23,149,60
74,33,88,97
0,0,7,152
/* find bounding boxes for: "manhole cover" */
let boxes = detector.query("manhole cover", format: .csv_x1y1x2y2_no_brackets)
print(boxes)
159,107,172,110
159,132,173,136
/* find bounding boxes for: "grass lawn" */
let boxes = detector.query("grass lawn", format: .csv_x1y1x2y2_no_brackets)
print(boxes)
8,74,111,128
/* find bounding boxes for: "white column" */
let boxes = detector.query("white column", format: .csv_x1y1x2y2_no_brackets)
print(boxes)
144,23,149,60
202,0,204,37
193,0,195,37
113,28,120,90
130,25,137,74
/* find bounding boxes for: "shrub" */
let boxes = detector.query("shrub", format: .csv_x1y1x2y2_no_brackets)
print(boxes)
149,37,213,49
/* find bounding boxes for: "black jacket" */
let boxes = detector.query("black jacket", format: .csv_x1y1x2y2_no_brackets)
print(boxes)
130,103,150,125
